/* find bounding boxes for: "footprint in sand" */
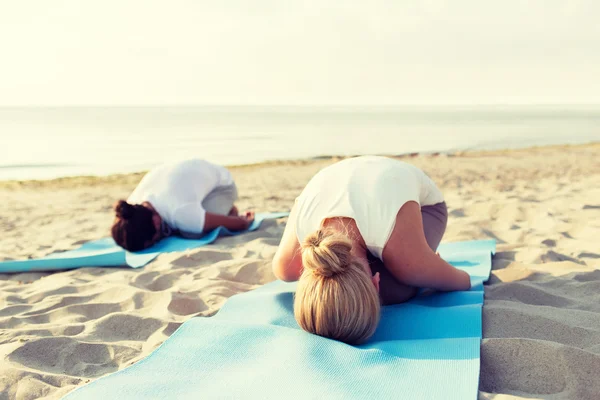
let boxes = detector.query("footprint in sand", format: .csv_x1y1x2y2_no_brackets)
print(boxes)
541,239,556,247
7,337,139,378
88,313,164,342
132,270,191,292
168,292,209,316
578,252,600,259
540,250,585,265
449,208,466,217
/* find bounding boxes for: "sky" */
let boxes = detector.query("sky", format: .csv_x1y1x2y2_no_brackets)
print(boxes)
0,1,599,106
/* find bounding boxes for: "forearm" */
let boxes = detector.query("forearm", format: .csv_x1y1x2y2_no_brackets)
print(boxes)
272,261,302,282
387,251,471,292
423,253,471,291
203,213,248,232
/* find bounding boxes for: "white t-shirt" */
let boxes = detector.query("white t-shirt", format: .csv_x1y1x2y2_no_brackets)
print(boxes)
128,159,234,234
294,156,444,259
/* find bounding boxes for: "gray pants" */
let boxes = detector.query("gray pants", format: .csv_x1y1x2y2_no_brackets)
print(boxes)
369,201,448,305
202,183,239,216
421,201,448,251
178,183,238,239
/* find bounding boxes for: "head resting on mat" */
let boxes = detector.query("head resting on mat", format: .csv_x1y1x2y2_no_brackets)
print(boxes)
111,200,161,251
294,228,381,344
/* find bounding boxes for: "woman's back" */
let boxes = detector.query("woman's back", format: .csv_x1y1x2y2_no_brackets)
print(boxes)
294,156,443,258
128,159,233,225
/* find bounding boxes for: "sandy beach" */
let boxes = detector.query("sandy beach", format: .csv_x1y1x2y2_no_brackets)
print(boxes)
1,143,599,400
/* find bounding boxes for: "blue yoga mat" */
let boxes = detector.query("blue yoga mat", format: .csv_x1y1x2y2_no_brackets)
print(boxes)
64,239,495,400
0,212,289,273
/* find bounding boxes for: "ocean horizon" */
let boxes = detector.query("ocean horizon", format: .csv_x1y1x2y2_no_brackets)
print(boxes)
1,105,599,181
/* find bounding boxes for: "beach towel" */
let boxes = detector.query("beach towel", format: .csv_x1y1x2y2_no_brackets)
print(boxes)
64,239,495,400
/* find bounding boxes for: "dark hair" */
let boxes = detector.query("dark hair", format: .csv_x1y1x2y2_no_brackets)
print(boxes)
111,200,157,251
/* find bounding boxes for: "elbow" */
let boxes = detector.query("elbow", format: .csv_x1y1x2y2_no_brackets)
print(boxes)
271,255,300,282
440,271,471,292
462,280,472,291
272,265,286,281
272,258,292,282
457,270,471,291
279,275,297,283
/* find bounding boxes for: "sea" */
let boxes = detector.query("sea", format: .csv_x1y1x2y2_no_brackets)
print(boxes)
1,105,599,181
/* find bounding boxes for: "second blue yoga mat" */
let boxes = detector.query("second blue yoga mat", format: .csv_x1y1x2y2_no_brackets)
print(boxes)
0,212,289,273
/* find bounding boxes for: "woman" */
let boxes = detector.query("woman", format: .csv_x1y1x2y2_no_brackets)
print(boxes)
112,158,254,251
272,156,470,344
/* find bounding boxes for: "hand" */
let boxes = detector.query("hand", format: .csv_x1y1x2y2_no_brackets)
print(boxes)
238,211,255,230
244,211,255,224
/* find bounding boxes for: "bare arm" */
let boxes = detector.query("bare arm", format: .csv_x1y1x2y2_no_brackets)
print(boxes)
382,201,471,291
204,211,254,232
272,202,303,282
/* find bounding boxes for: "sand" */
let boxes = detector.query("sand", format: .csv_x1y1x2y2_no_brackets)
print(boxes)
1,143,599,400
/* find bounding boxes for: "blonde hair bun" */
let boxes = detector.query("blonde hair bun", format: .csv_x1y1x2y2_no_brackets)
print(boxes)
301,229,353,278
295,228,380,344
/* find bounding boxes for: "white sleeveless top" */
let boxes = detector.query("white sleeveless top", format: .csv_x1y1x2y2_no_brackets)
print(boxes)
294,156,444,259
